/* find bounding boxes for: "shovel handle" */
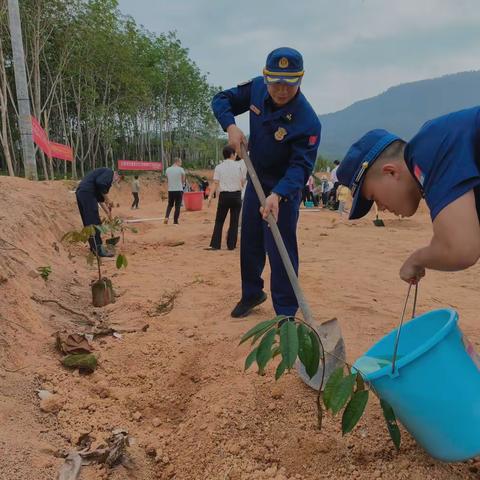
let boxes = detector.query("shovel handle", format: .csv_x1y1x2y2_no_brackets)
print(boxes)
240,143,316,328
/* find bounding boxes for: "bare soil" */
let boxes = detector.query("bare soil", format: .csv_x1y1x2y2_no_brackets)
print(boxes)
0,175,479,480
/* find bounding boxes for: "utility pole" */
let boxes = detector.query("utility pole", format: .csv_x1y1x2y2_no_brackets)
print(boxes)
7,0,37,180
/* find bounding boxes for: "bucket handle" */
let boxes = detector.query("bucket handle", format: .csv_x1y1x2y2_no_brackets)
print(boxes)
391,282,418,375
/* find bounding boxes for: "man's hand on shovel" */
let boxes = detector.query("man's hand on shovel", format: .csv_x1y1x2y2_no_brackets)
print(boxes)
260,193,280,222
227,124,247,156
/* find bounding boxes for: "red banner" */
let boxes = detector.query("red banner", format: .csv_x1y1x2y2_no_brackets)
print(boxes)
118,160,163,171
31,116,74,161
31,116,51,157
50,142,73,161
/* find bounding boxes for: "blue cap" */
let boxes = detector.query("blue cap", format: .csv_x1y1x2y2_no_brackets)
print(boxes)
263,47,304,86
337,129,402,219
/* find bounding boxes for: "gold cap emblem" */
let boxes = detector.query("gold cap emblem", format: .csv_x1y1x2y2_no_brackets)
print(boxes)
274,127,287,141
279,57,289,69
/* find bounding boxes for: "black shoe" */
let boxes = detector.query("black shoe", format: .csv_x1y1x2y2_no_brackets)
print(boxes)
205,246,220,251
231,292,267,318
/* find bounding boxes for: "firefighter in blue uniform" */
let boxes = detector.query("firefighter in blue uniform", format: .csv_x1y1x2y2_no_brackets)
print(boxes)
212,47,322,318
337,106,480,283
75,167,116,257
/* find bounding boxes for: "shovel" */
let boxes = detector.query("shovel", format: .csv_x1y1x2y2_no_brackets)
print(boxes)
373,204,385,227
240,144,346,389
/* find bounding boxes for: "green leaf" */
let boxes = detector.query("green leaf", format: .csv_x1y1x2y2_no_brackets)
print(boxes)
115,254,128,269
327,373,356,415
380,399,401,450
298,324,320,379
342,390,369,435
275,360,287,380
297,324,312,365
279,320,299,369
308,330,321,379
244,347,258,371
131,227,138,234
323,367,344,410
239,318,279,345
256,329,277,370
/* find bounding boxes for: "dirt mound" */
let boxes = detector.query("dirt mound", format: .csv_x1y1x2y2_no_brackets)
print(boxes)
0,176,479,480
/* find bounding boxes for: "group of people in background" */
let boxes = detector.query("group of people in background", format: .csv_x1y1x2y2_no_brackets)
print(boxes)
301,160,349,215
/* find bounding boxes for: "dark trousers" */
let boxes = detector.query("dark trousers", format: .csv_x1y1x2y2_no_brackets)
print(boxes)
131,192,139,208
210,191,242,250
165,191,183,223
330,182,340,209
240,182,301,317
76,191,102,253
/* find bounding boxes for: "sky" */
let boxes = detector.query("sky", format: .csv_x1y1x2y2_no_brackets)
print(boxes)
117,0,480,132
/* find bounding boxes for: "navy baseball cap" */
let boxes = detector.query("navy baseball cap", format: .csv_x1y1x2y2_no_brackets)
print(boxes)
263,47,304,86
337,129,403,219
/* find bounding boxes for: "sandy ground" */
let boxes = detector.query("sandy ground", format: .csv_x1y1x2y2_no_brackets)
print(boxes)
1,174,480,480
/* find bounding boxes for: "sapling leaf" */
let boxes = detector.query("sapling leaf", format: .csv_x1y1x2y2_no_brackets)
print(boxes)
239,318,280,345
275,360,287,380
131,227,138,234
244,347,258,371
115,254,128,269
308,330,321,379
342,390,369,435
279,320,298,369
297,324,312,368
323,366,344,410
298,324,320,378
380,399,401,450
328,373,356,415
256,329,277,370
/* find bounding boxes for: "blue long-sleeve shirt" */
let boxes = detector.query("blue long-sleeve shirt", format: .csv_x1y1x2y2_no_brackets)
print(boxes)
76,167,114,202
212,76,321,199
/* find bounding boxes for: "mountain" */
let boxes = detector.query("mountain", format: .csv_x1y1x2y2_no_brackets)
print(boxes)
318,70,480,159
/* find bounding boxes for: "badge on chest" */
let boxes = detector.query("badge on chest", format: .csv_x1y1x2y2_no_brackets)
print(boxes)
274,127,287,141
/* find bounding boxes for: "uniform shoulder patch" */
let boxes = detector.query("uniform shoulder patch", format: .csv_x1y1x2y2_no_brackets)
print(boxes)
238,79,253,87
308,135,318,146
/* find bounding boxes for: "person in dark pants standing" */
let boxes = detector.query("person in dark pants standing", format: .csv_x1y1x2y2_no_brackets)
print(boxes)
212,47,321,318
164,158,186,225
75,167,116,257
131,175,140,209
206,145,246,250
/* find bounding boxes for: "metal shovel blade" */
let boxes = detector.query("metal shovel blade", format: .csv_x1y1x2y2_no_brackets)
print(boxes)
296,317,346,390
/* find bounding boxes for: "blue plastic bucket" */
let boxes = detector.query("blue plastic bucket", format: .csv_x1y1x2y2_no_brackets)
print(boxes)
353,309,480,462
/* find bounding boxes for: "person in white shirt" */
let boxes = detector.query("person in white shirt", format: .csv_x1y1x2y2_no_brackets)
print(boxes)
164,158,186,224
207,145,246,250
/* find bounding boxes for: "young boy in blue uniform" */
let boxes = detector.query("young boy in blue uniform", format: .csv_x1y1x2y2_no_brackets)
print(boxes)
212,47,321,318
337,106,480,283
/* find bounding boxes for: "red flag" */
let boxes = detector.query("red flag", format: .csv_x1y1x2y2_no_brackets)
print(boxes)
31,116,51,156
49,142,73,161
